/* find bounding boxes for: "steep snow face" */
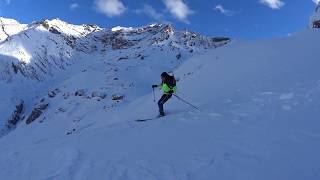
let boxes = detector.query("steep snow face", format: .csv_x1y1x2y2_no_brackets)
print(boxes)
0,29,319,180
310,2,320,28
0,17,26,42
0,18,230,136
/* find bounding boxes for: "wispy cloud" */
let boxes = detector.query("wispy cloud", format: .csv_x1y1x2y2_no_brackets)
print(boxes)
214,5,234,16
94,0,126,17
135,4,164,21
313,0,320,4
163,0,193,24
70,3,79,11
260,0,285,9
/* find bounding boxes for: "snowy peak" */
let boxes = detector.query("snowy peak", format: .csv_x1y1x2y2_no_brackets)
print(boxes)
0,17,26,42
22,18,101,44
110,23,174,34
0,17,21,26
310,2,320,28
0,19,102,81
33,18,101,37
95,23,229,52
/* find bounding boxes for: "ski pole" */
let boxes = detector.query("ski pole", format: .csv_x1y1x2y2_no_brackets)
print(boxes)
173,94,200,111
152,87,156,102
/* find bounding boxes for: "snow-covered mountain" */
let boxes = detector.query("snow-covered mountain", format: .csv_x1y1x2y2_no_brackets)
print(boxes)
0,18,227,82
0,17,230,135
310,2,320,28
0,17,27,42
1,16,320,180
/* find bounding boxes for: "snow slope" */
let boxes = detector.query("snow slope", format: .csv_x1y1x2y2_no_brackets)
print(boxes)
0,18,229,135
0,27,319,179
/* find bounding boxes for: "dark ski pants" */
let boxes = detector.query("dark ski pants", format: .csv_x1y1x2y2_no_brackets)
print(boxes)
158,94,172,113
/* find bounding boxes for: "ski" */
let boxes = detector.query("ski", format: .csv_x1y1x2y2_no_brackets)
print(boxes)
135,116,165,122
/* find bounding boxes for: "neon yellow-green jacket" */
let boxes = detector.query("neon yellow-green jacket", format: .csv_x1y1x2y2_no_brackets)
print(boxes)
160,82,177,94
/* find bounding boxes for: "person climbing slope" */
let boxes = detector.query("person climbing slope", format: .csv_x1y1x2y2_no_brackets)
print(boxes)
152,72,177,117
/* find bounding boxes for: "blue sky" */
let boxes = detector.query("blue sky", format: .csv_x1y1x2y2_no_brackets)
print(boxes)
0,0,319,39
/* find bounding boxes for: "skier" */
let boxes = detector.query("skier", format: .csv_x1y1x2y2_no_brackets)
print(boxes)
152,72,177,117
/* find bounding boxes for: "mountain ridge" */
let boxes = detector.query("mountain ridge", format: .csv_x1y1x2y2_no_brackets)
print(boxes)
0,17,229,82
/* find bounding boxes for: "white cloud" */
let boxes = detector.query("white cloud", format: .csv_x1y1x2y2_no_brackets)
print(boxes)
94,0,126,17
260,0,285,9
70,3,79,11
214,5,234,16
313,0,320,4
135,4,164,21
163,0,193,24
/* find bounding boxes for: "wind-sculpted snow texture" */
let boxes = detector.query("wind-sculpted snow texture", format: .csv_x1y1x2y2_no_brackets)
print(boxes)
0,17,320,180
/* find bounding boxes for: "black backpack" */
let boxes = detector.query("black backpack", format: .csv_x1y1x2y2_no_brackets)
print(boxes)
165,75,176,89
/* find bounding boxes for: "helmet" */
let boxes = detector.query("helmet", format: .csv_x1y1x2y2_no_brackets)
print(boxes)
161,72,169,78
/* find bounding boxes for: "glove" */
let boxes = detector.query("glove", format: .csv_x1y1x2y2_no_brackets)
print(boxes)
152,85,158,88
168,90,174,94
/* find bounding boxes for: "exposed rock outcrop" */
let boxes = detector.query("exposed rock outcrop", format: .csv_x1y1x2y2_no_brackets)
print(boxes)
26,102,49,124
112,94,124,101
6,101,24,128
